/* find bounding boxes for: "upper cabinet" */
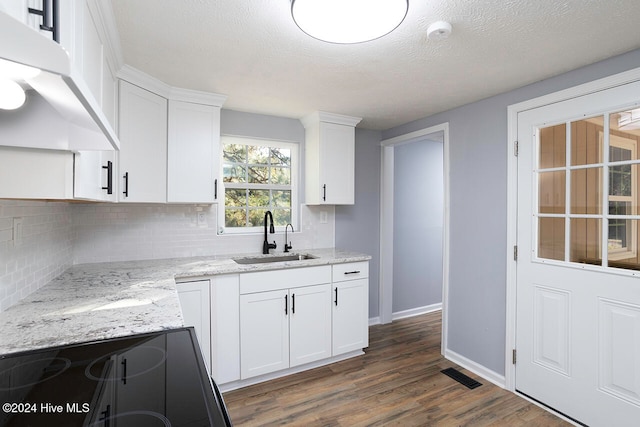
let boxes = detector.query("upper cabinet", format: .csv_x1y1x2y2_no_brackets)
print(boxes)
118,80,168,203
167,99,221,204
0,1,120,151
117,67,227,204
302,112,362,205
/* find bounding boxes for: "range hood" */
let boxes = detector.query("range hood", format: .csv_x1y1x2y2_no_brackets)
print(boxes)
0,12,119,151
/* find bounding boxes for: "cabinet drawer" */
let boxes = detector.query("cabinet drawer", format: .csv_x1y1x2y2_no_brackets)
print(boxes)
332,262,369,282
240,266,331,294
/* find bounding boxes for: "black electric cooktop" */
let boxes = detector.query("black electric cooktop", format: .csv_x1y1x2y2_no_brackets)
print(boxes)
0,328,232,426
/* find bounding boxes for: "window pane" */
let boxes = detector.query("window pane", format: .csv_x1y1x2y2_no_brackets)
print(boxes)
571,117,603,166
225,208,247,228
539,124,566,169
609,163,632,197
570,218,601,265
610,109,640,159
248,209,268,227
271,167,290,185
248,166,269,184
271,148,291,166
223,144,246,163
248,190,270,208
273,208,291,225
608,219,638,270
225,189,247,208
272,190,291,208
539,217,565,261
571,168,602,215
539,171,565,214
223,164,246,183
247,145,269,164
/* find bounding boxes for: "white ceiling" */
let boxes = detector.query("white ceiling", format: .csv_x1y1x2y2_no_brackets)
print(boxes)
111,0,640,130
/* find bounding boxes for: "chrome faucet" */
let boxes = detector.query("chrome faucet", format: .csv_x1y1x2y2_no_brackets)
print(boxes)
284,223,294,252
263,211,277,254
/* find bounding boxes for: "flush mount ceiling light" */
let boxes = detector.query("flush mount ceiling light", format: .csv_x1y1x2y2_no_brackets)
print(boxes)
618,108,640,130
291,0,408,44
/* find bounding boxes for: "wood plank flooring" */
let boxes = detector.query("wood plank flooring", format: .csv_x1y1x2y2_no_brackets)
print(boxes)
223,311,569,426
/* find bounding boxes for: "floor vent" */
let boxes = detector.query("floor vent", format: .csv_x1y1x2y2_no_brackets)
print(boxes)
441,367,482,389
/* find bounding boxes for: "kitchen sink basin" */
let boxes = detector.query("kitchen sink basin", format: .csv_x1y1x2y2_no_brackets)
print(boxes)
233,254,317,264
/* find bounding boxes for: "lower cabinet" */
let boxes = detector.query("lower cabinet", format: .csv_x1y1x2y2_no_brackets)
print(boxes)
176,280,212,371
332,262,370,356
240,283,332,379
176,261,369,388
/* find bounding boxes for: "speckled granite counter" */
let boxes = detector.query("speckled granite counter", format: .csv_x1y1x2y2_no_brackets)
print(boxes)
0,248,370,355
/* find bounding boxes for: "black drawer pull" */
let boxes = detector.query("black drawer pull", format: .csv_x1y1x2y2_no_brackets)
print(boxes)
102,161,113,194
344,271,361,275
284,294,288,315
122,172,129,198
334,287,338,306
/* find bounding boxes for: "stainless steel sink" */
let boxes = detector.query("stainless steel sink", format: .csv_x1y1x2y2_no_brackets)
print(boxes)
232,254,317,264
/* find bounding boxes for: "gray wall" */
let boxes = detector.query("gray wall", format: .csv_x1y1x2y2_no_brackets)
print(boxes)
335,128,382,318
393,137,443,313
380,48,640,376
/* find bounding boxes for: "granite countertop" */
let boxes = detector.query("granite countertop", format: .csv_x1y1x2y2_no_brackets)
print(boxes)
0,248,370,356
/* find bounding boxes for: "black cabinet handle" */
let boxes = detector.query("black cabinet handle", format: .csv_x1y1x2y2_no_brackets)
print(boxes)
121,359,127,385
322,184,326,201
122,172,129,198
344,271,361,275
292,293,295,314
101,161,113,194
334,287,338,306
99,404,111,427
28,0,59,42
284,294,288,315
214,178,218,200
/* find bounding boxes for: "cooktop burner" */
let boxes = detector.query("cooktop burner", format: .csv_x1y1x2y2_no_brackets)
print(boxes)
0,328,231,426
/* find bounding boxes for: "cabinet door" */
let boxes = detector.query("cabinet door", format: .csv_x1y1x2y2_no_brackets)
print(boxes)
240,289,289,379
118,80,167,203
290,284,332,367
319,122,355,204
74,150,116,202
177,280,211,372
332,278,369,356
167,100,220,203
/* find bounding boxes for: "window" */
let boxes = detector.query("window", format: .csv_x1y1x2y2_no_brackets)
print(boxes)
219,136,298,233
607,133,637,260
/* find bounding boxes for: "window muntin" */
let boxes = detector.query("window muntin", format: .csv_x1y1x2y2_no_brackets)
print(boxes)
220,136,298,233
535,108,640,271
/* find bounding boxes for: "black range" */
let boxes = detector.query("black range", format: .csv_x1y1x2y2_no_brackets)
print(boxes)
0,328,232,426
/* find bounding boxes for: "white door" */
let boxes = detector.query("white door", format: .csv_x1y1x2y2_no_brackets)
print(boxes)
333,278,368,355
176,280,211,372
516,80,640,426
240,289,289,379
289,284,332,367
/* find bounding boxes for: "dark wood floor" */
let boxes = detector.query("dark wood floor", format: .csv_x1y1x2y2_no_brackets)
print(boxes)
223,311,569,426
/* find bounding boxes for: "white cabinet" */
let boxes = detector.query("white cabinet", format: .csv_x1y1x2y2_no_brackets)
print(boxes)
240,283,332,379
176,280,212,372
0,146,73,199
239,266,332,379
302,112,362,205
118,80,168,203
167,100,221,203
74,150,117,201
210,275,240,384
332,262,369,355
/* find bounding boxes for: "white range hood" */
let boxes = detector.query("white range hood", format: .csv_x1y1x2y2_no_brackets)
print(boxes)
0,11,119,151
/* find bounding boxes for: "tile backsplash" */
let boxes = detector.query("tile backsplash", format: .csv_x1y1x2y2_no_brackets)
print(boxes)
1,200,334,312
0,201,73,311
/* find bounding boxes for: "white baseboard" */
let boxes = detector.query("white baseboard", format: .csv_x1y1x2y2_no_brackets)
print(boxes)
392,303,442,321
369,316,381,326
444,348,506,388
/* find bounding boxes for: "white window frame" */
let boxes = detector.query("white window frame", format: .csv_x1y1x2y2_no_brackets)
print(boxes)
218,136,299,235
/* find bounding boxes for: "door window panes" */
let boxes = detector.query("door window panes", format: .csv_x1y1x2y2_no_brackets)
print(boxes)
535,108,640,271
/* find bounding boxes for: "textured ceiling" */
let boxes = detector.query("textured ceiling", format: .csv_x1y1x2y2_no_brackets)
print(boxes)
111,0,640,130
